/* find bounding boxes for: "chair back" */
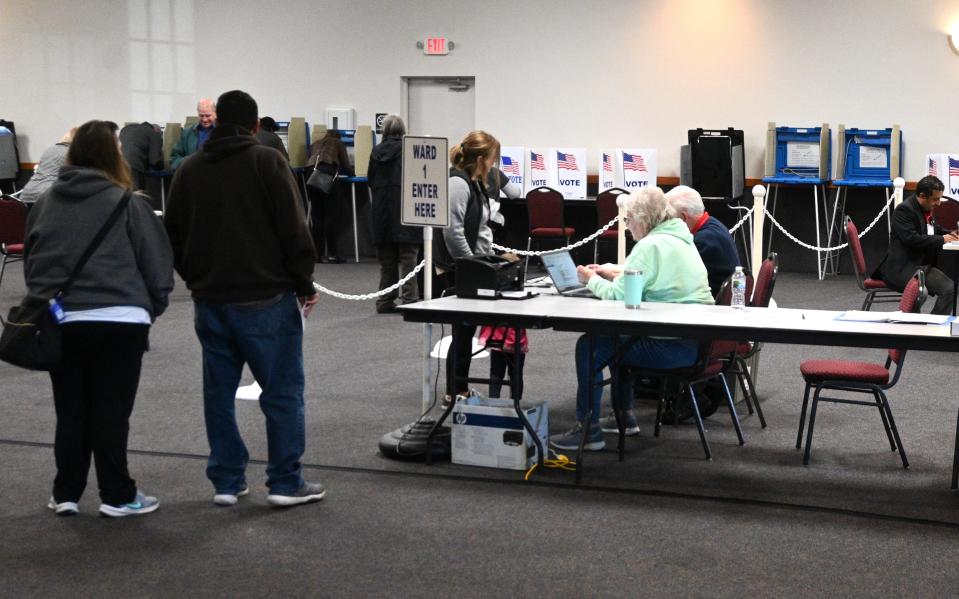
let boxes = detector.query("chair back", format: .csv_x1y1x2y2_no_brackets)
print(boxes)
750,252,778,308
888,270,927,366
934,198,959,231
844,216,868,283
526,186,565,231
596,187,628,228
0,195,27,246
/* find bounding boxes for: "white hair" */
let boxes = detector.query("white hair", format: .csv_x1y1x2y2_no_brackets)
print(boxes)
381,114,406,137
664,185,704,219
617,186,670,238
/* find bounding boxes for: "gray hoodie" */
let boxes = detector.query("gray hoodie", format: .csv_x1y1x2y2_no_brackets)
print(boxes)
24,166,174,320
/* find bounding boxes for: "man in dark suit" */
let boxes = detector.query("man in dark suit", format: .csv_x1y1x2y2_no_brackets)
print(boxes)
874,175,959,314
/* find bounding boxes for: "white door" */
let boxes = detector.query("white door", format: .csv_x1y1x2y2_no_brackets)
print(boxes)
405,77,475,149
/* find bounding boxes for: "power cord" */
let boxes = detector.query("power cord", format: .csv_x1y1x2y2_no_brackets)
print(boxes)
524,448,577,480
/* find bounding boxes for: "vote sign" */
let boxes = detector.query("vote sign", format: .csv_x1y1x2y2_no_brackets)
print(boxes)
402,136,449,227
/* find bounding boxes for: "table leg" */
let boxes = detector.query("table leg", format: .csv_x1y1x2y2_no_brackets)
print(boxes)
351,182,360,263
952,258,958,317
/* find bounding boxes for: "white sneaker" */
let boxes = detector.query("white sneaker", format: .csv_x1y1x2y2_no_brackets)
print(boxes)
267,482,326,507
214,485,250,507
98,491,159,517
47,497,79,516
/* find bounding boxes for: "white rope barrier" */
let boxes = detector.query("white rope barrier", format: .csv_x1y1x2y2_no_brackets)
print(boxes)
727,207,754,233
314,259,426,300
313,192,895,300
490,217,619,256
762,192,893,252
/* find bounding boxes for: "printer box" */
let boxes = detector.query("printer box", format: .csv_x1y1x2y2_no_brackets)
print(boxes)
451,399,548,470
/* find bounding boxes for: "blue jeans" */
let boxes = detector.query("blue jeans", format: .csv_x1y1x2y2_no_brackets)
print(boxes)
575,335,699,423
194,293,306,495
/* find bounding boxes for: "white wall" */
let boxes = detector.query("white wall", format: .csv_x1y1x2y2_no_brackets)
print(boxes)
3,0,959,180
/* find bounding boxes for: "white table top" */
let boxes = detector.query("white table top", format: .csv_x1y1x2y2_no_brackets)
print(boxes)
399,294,959,352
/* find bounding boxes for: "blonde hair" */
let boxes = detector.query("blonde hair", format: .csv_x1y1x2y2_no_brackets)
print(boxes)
449,130,500,181
617,186,671,238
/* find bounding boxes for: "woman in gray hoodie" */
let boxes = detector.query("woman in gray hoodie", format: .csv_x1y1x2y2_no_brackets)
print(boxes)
24,120,174,518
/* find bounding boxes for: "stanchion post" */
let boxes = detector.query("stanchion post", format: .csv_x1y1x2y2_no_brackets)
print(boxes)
422,226,433,413
617,204,626,264
751,185,766,275
893,177,905,208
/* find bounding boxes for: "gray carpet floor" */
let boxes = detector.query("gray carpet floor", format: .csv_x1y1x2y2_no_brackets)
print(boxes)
2,258,959,596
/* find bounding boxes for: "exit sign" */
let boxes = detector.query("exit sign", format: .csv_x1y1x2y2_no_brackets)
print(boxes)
423,37,450,55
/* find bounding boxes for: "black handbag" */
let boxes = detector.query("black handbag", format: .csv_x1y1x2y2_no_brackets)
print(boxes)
0,191,132,371
306,157,338,194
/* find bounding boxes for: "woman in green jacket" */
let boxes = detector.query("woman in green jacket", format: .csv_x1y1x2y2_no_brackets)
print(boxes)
550,186,714,452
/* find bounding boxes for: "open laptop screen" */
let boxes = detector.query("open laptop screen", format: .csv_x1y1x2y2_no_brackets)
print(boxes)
540,251,583,292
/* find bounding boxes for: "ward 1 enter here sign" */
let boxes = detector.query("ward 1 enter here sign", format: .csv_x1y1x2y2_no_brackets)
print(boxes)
402,135,449,227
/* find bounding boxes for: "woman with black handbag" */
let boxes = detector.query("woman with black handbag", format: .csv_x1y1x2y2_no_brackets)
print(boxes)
23,120,174,517
305,129,354,263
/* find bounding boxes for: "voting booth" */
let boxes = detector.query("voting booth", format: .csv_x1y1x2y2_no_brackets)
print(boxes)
598,149,657,192
523,148,586,199
681,128,745,202
832,124,902,273
762,123,832,279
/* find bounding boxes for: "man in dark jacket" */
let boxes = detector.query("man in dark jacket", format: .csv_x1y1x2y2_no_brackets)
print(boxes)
666,185,740,297
119,122,163,191
368,114,421,313
874,175,958,315
165,90,324,508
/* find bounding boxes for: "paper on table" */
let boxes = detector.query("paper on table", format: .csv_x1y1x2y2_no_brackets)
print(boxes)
837,310,951,325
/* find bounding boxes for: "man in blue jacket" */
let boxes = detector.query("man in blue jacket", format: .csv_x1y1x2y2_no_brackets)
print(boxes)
170,98,216,169
666,185,740,297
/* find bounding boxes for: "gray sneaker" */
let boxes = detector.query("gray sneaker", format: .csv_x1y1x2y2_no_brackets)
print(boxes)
267,482,326,507
214,485,250,507
99,491,159,517
549,422,605,452
599,410,640,436
47,497,79,516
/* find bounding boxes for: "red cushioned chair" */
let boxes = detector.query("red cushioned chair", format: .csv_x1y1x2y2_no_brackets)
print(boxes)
846,215,901,311
796,270,927,468
611,277,746,461
720,253,776,428
0,194,27,291
934,197,959,231
593,187,628,263
526,186,574,255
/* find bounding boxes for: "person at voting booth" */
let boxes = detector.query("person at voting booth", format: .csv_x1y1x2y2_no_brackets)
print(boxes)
434,130,499,400
305,129,354,263
368,114,420,314
119,122,163,191
255,117,289,161
25,120,174,516
873,175,959,315
549,186,714,452
170,98,216,169
19,128,75,203
666,185,740,298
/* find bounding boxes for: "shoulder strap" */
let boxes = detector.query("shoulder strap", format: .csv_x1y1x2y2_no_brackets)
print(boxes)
57,190,133,299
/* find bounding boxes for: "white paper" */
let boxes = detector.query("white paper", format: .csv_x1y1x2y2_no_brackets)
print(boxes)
786,142,820,168
859,146,888,168
837,310,950,325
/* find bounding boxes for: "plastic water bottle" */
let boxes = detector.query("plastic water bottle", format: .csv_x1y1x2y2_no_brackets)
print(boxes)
731,266,746,310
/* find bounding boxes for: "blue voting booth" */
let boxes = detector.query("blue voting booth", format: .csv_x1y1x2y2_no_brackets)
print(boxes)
831,124,902,274
762,123,832,279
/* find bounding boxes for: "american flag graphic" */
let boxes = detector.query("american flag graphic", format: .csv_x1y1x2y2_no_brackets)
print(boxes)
530,151,545,170
950,157,959,178
623,152,647,172
501,155,520,175
602,153,613,173
929,158,938,178
557,151,578,170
